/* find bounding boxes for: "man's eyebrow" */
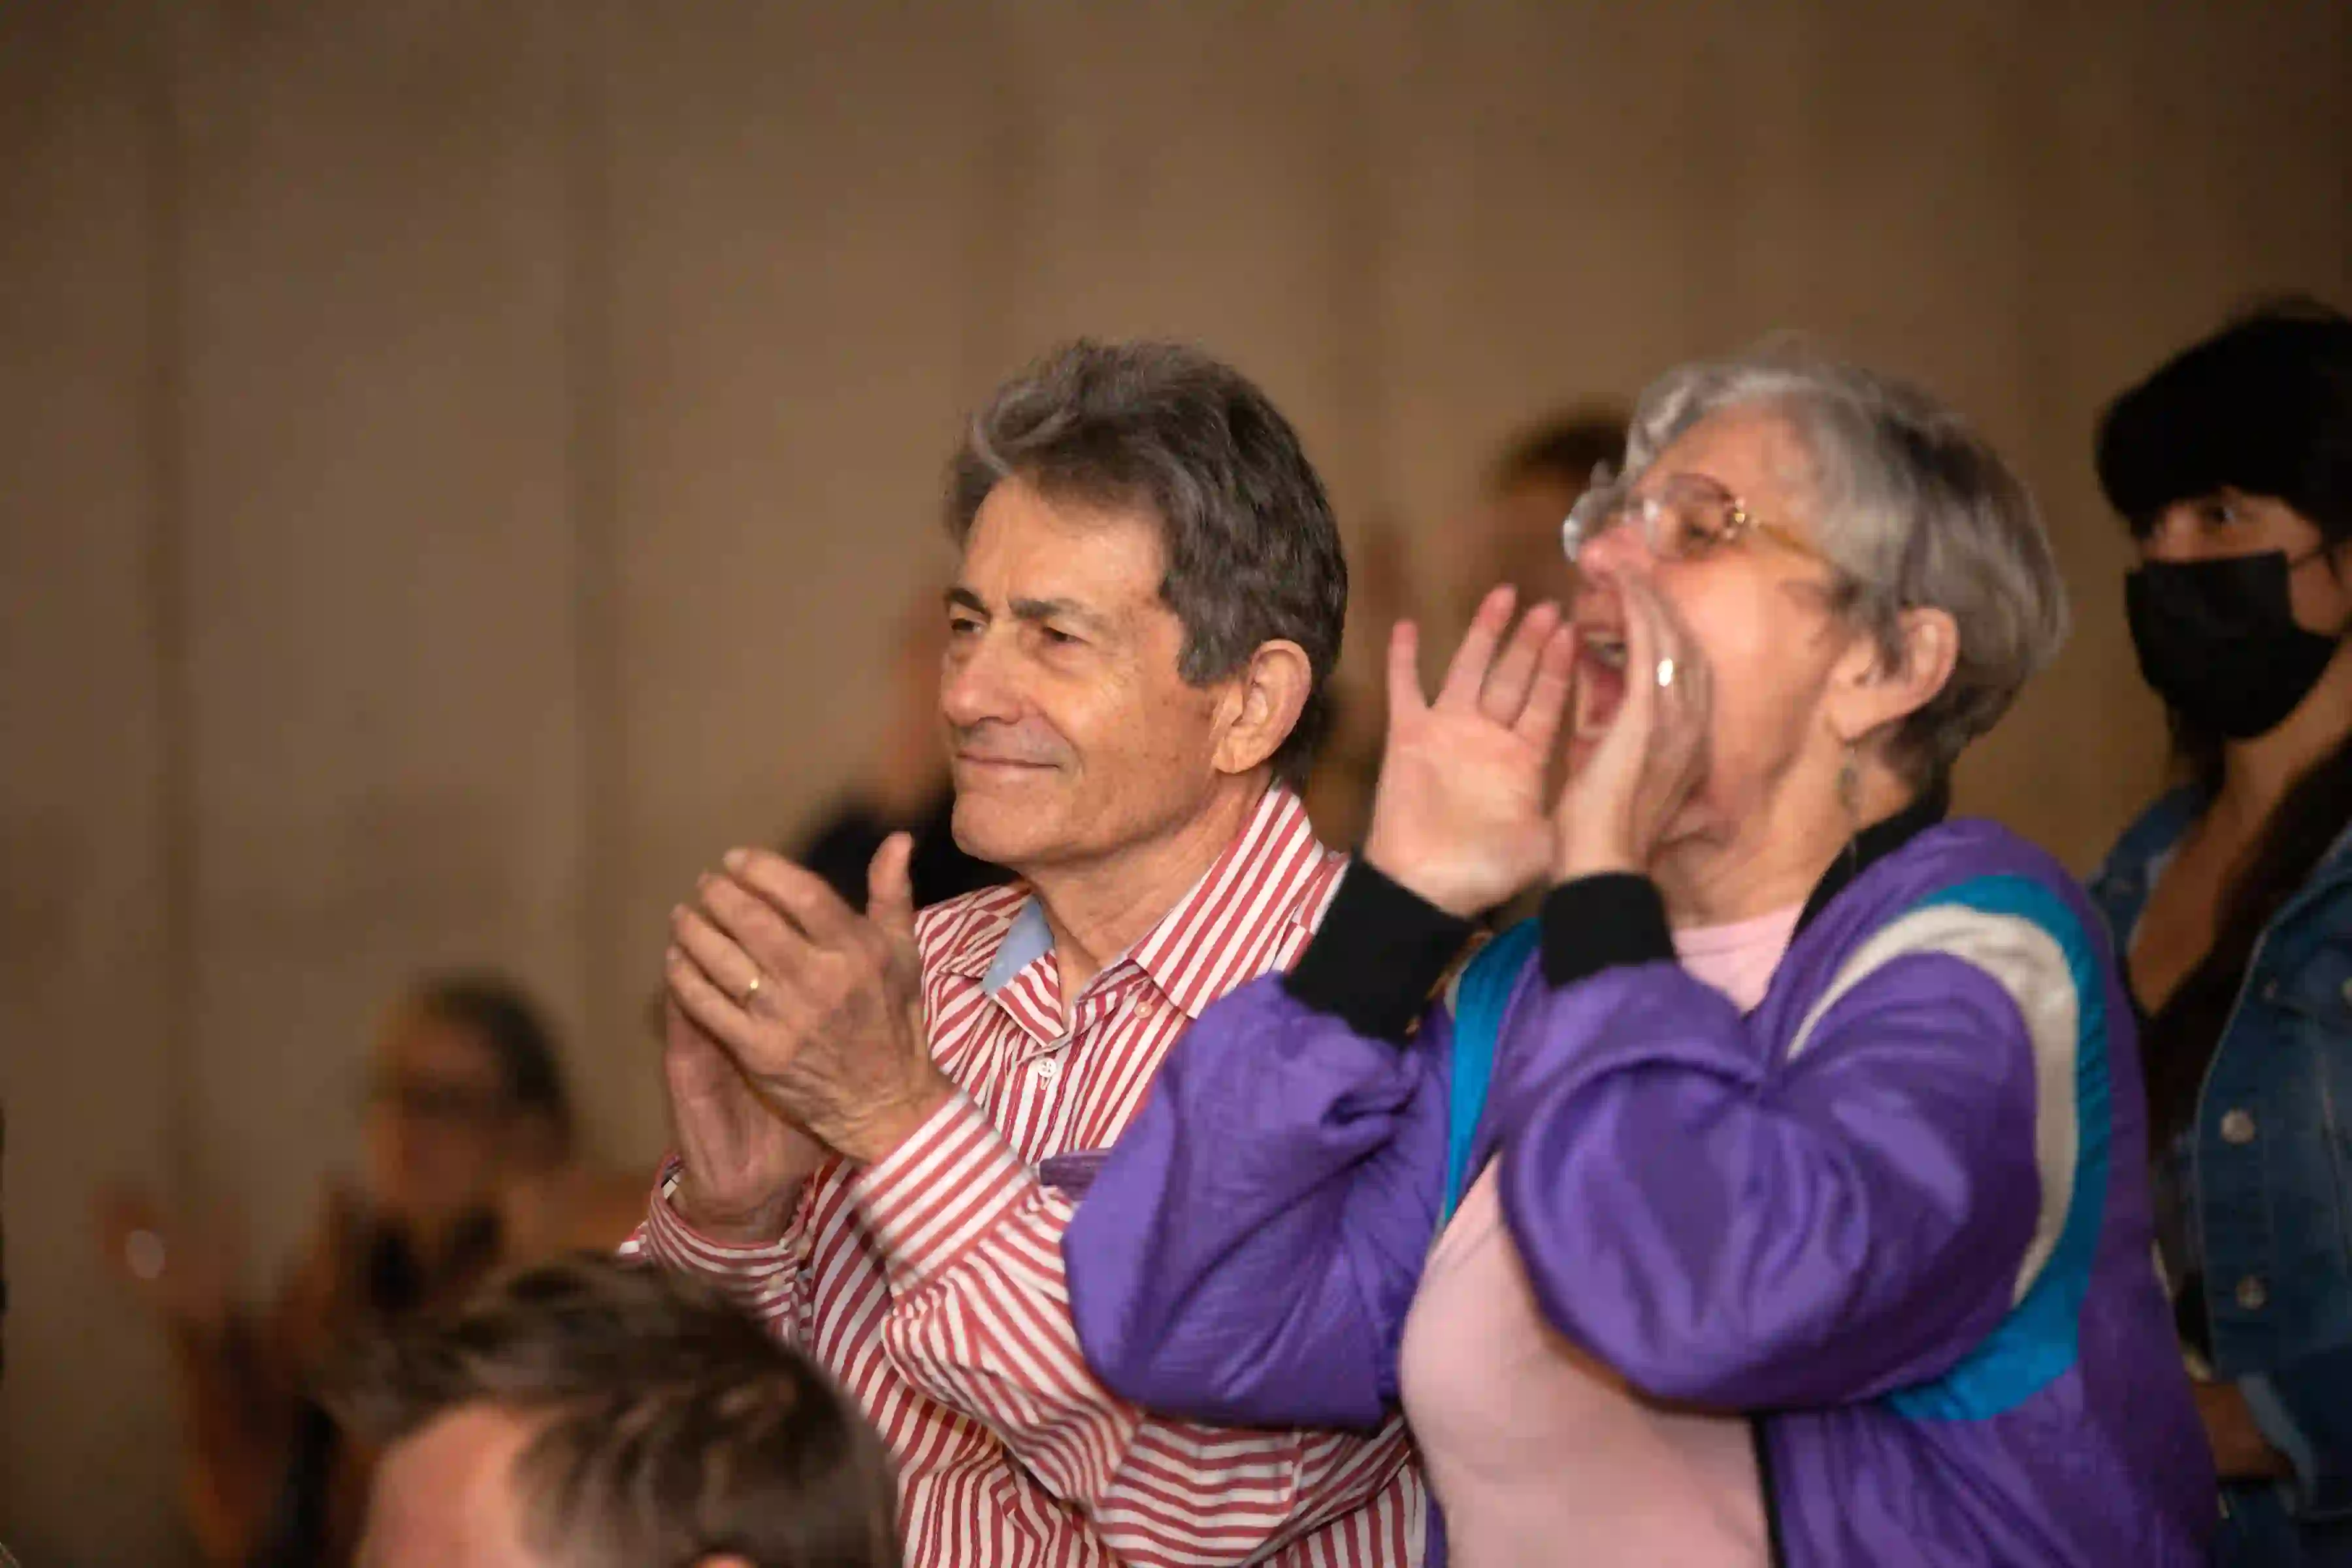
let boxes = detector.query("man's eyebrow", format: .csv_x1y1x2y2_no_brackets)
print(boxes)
1008,596,1115,636
946,587,987,615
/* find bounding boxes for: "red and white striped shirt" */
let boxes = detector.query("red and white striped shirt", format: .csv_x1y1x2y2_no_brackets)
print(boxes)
628,785,1423,1566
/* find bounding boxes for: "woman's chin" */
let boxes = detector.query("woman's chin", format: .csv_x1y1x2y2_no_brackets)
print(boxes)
1658,797,1732,857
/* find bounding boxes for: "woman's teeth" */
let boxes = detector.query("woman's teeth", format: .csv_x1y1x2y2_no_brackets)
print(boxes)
1582,631,1627,670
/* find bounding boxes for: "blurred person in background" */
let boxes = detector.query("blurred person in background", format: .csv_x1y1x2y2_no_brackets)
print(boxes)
1306,409,1625,851
1066,346,2212,1565
1454,408,1626,626
2088,299,2352,1566
98,973,641,1567
330,1253,899,1568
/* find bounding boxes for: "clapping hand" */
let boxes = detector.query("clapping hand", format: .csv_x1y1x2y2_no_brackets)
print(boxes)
666,834,951,1172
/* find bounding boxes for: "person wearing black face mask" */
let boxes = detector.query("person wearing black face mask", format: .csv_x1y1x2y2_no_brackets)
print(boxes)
2089,298,2352,1568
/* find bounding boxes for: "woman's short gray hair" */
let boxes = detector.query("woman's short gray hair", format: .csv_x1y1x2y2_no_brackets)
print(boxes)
1622,344,2070,782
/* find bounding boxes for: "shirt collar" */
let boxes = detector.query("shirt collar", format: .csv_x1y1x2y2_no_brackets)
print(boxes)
1130,785,1331,1017
981,898,1053,996
943,785,1334,1019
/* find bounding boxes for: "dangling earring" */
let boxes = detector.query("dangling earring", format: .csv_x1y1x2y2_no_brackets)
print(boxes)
1836,738,1863,879
1835,740,1862,823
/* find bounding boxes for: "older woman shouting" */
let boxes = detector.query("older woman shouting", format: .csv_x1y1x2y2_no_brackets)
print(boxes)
1062,348,2213,1566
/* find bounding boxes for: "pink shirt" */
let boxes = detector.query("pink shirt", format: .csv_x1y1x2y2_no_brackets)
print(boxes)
1394,901,1803,1566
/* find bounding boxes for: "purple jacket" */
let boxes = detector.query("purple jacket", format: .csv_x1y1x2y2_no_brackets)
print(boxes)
1065,813,2215,1565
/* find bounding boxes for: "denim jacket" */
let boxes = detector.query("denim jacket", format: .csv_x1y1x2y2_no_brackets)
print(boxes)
2092,788,2352,1563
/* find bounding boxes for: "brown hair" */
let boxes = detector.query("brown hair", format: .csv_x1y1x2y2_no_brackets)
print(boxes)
330,1255,900,1568
402,973,575,1158
1488,408,1627,495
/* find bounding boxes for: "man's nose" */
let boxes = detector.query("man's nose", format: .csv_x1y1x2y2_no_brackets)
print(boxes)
940,630,1022,730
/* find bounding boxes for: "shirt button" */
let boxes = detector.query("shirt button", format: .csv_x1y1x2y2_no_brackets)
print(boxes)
2235,1276,2269,1312
1034,1056,1059,1080
2219,1108,2257,1145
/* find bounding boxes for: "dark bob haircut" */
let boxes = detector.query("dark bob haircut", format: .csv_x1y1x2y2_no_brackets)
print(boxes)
2095,296,2352,541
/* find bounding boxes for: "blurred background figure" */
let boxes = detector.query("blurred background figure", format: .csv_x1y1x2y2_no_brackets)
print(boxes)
1453,408,1626,625
790,580,1011,909
1306,409,1625,855
329,1254,901,1568
2088,299,2352,1568
95,975,643,1568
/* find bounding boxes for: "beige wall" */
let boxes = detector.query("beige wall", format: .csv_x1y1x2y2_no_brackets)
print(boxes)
3,2,2346,1560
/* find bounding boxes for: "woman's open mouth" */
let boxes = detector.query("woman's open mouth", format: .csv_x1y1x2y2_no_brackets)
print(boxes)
1573,625,1628,736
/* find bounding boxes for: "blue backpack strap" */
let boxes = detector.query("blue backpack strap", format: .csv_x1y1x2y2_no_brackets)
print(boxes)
1443,917,1541,1220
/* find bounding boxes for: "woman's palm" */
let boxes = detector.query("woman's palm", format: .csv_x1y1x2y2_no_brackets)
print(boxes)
1362,592,1576,917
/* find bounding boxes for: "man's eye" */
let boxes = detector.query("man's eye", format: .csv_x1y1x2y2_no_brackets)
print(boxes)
1041,626,1081,647
947,615,981,636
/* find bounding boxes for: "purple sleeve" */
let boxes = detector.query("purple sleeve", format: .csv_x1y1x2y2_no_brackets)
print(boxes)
1063,973,1450,1431
1496,951,2042,1409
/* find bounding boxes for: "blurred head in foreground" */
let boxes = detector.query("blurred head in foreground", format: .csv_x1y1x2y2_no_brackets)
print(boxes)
334,1254,900,1568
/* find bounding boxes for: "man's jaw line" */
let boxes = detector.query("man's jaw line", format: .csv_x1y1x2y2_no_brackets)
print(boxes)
1010,771,1275,1002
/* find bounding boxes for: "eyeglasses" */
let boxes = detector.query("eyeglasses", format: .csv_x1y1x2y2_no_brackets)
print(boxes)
1561,465,1830,568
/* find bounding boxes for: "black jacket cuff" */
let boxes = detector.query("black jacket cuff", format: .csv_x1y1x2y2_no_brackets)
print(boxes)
1284,862,1476,1043
1539,873,1674,988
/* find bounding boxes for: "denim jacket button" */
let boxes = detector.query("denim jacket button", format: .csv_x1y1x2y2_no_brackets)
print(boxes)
2235,1275,2269,1311
2219,1108,2258,1145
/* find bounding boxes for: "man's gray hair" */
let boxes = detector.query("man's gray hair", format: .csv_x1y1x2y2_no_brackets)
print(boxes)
948,340,1348,786
1622,344,2070,781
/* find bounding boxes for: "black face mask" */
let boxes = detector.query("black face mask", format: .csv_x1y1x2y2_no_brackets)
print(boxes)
2125,551,2342,741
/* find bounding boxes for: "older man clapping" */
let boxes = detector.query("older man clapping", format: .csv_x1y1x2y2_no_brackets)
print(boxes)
630,340,1419,1567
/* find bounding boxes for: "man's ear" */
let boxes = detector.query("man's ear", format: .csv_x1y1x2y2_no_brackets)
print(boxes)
1212,639,1313,777
1823,606,1958,746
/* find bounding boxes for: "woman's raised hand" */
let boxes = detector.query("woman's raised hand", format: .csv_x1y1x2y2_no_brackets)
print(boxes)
1361,586,1577,917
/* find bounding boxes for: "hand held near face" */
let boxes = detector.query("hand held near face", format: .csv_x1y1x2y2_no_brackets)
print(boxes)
1554,567,1712,882
1360,585,1577,917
